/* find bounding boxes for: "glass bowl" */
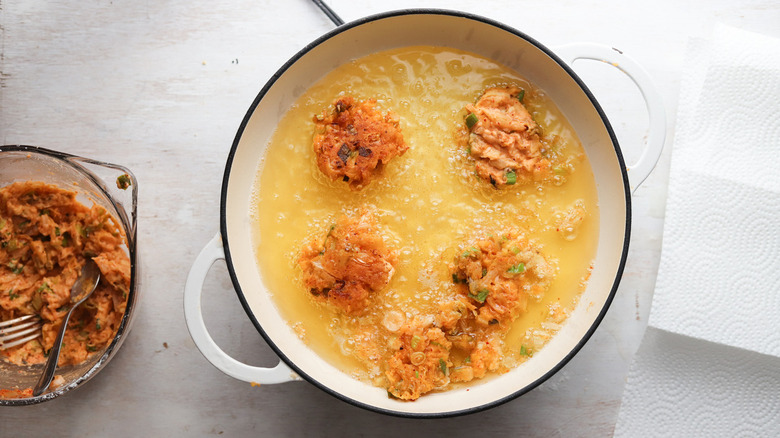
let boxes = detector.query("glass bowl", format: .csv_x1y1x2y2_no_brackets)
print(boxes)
0,145,138,405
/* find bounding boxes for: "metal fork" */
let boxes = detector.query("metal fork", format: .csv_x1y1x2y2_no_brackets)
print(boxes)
0,315,43,350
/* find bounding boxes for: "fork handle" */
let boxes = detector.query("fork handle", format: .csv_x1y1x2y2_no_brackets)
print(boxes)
184,233,296,384
33,309,73,396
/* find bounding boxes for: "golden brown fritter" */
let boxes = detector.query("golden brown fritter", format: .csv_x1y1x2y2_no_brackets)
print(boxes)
376,230,556,399
451,230,555,327
464,86,553,187
298,210,398,315
384,316,453,400
382,302,504,397
434,297,502,383
463,331,504,381
313,96,408,190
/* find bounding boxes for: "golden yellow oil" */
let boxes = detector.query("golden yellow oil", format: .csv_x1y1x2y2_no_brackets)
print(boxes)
250,46,599,378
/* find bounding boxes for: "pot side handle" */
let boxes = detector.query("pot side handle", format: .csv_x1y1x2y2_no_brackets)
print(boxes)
554,43,666,194
184,233,296,385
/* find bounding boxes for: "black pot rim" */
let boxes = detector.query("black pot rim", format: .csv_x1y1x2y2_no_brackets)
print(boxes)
219,8,630,419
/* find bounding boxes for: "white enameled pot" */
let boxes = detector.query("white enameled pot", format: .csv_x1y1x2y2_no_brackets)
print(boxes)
184,9,665,417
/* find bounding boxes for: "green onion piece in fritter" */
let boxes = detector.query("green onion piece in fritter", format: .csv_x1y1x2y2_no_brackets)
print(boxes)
520,345,530,356
469,288,489,303
517,89,525,102
465,113,479,129
411,335,421,350
507,263,525,274
320,224,336,255
505,169,517,185
439,359,448,375
461,247,479,258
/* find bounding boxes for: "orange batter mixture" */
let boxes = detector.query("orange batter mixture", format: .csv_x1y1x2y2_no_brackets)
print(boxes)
0,181,130,368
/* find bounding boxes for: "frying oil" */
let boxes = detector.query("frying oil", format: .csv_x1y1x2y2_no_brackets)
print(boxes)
250,46,599,381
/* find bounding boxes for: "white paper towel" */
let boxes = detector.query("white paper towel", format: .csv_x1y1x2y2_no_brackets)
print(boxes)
615,24,780,437
617,328,780,437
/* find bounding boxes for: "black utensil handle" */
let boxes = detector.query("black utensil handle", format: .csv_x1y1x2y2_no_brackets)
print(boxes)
311,0,344,26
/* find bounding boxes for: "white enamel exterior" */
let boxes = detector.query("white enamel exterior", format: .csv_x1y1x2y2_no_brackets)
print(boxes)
184,234,298,384
184,11,664,417
554,43,667,193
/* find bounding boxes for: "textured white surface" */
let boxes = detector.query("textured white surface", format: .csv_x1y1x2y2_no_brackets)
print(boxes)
616,25,780,437
1,0,779,436
616,328,780,437
651,26,780,354
655,24,780,353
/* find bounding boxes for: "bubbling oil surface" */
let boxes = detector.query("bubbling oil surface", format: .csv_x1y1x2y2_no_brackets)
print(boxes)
251,46,599,379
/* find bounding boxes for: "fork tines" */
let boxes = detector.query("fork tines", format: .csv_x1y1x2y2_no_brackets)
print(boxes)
0,315,43,350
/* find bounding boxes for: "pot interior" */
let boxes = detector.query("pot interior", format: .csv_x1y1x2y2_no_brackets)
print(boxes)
222,10,627,416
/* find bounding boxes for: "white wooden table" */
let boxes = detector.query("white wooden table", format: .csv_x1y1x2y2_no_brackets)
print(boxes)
1,1,778,436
